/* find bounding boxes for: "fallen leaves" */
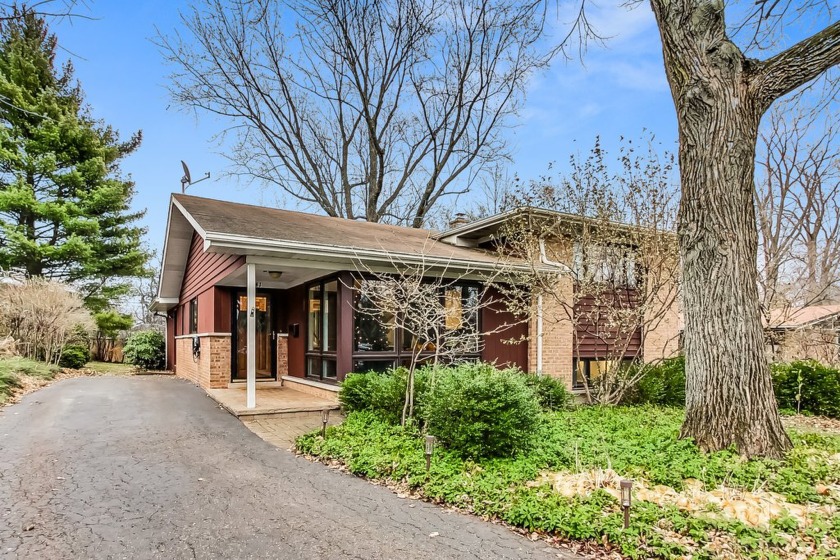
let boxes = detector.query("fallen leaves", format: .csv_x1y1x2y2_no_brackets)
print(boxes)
537,468,837,529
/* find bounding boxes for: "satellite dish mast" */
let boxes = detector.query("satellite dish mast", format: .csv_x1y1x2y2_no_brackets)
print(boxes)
180,160,210,193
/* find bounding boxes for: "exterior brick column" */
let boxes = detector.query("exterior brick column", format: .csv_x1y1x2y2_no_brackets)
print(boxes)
276,334,289,377
174,334,232,389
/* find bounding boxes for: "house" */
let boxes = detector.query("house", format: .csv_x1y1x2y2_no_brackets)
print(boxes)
766,305,840,365
152,195,681,407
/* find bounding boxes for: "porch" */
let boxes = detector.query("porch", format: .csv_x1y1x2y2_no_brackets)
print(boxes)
205,383,340,417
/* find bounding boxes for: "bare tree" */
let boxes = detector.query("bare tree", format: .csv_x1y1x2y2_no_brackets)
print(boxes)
498,136,681,404
644,0,840,458
350,248,523,424
157,0,596,227
756,103,840,321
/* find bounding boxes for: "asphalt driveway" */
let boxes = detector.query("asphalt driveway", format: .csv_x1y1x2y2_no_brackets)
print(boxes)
0,376,569,559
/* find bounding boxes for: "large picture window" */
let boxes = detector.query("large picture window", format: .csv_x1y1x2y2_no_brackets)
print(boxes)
306,279,338,380
352,279,481,373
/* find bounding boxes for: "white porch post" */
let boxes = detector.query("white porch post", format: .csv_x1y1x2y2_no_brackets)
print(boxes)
246,262,256,409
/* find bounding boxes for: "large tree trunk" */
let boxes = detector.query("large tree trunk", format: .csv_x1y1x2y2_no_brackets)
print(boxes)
650,0,794,458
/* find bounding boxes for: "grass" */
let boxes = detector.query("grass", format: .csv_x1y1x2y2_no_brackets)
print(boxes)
0,357,137,404
296,406,840,559
0,356,60,403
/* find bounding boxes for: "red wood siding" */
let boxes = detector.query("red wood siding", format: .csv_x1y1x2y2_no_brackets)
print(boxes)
214,287,232,332
180,231,245,303
177,231,244,335
574,289,642,359
481,286,528,370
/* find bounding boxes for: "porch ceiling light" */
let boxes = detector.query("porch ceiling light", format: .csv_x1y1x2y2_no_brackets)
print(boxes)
266,270,283,279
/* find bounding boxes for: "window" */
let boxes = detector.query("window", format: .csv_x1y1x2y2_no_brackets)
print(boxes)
572,357,634,389
189,297,198,334
573,242,638,287
353,279,482,370
353,280,396,352
306,280,338,380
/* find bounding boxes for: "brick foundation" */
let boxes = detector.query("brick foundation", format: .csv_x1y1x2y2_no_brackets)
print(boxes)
174,334,232,389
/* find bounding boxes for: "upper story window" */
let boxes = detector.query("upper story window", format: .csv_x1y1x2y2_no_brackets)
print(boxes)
573,242,637,288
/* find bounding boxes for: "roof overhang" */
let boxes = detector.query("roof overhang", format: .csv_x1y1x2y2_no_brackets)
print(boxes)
152,196,528,312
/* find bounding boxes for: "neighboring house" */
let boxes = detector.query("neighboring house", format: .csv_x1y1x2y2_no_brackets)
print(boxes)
152,195,681,406
766,305,840,365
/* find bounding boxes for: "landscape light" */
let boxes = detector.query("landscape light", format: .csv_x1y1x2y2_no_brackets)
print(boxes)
620,479,633,529
424,435,436,473
321,409,330,438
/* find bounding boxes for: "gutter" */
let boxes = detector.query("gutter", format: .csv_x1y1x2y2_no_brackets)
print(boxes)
204,231,528,274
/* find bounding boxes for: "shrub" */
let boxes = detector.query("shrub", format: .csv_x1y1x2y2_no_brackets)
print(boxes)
423,363,541,458
339,367,429,424
0,278,94,364
123,330,165,370
58,344,90,369
624,356,685,406
772,360,840,418
522,373,573,411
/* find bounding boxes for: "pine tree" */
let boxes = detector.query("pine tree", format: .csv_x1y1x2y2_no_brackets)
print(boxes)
0,7,148,331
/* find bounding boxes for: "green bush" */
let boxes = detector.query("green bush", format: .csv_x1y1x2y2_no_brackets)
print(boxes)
772,360,840,418
339,367,429,424
624,356,685,406
423,364,541,459
522,373,573,411
123,330,165,370
58,343,90,369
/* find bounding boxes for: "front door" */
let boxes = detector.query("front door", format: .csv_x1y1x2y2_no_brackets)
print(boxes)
233,293,275,381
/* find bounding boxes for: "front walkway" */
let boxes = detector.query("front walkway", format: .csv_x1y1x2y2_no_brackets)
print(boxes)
205,384,339,417
243,410,345,449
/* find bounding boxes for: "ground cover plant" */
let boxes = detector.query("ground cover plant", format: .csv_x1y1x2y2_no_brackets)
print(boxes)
298,393,840,559
0,356,59,403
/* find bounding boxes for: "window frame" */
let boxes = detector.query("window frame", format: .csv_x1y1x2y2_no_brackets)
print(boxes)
572,357,635,389
350,276,483,373
305,277,339,382
189,297,198,334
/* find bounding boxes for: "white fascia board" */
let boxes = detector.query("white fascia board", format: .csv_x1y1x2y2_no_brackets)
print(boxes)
205,232,507,273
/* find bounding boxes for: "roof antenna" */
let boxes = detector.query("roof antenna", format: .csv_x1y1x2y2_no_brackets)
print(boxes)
181,160,210,193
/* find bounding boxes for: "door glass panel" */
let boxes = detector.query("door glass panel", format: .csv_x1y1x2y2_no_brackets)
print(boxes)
308,285,322,351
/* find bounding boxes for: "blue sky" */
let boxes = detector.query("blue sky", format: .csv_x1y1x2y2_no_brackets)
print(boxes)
52,0,678,252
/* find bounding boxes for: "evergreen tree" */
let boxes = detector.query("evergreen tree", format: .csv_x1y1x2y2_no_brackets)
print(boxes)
0,7,148,330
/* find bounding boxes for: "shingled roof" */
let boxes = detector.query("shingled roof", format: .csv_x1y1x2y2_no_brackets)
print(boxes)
172,194,502,266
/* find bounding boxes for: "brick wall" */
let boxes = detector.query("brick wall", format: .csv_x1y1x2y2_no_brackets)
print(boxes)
174,335,231,389
528,275,575,389
276,335,289,376
643,277,683,362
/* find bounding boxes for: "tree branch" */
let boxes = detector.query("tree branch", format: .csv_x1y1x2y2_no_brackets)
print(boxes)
753,21,840,109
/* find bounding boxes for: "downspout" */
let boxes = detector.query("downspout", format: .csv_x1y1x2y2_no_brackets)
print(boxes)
536,294,543,375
